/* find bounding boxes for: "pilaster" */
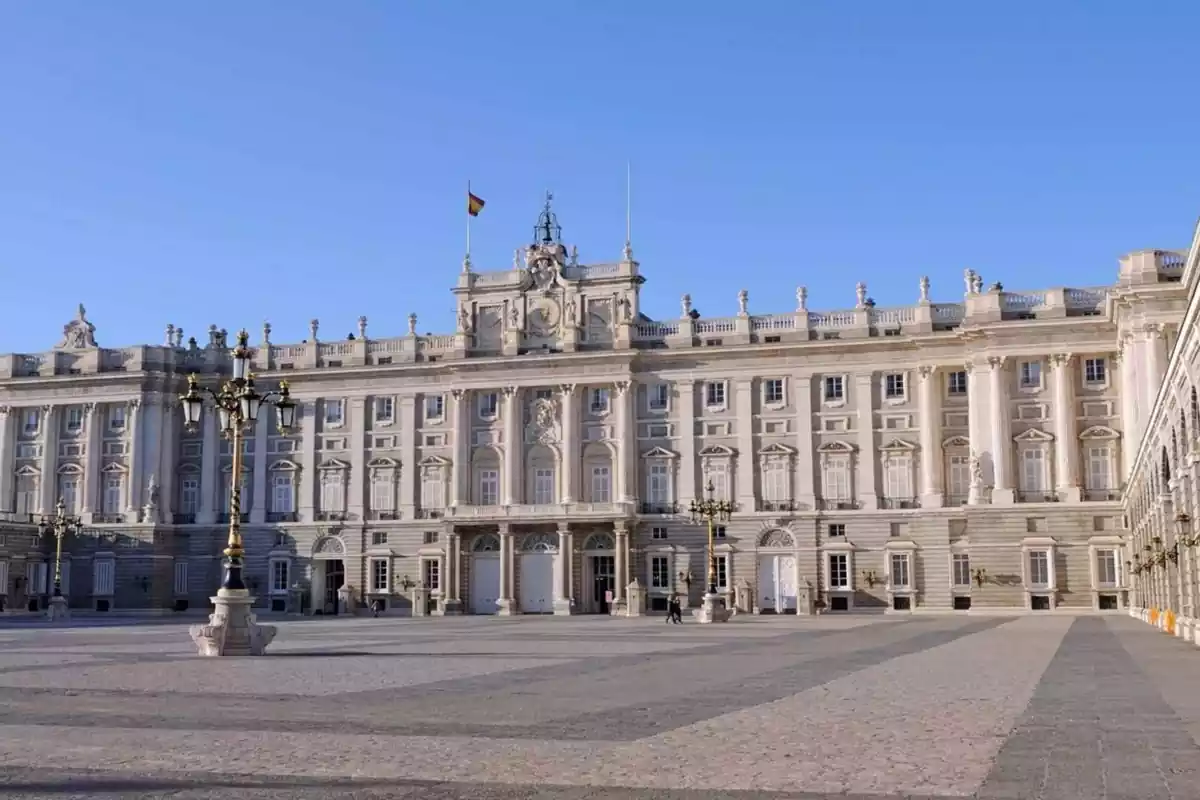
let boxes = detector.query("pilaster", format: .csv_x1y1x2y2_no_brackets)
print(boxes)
450,389,471,506
347,397,367,520
158,399,178,522
39,405,59,515
793,375,815,510
989,357,1014,505
614,523,628,607
917,366,943,507
965,362,987,505
553,524,572,615
497,525,515,615
615,380,635,503
249,412,268,525
126,399,144,512
298,402,317,521
82,403,102,518
559,384,578,503
0,407,12,512
678,381,697,506
854,374,877,509
399,395,417,518
735,379,756,511
1115,341,1137,483
1051,353,1080,501
502,387,521,506
197,403,219,525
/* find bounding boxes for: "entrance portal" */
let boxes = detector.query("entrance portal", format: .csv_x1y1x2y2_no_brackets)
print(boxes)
323,559,345,615
591,555,614,614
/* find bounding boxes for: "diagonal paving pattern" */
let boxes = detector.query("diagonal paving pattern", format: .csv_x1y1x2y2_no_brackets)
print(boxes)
0,613,1197,799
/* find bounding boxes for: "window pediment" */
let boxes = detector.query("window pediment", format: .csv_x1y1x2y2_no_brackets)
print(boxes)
177,463,200,473
319,458,350,471
14,464,40,476
817,440,856,453
880,438,917,452
1020,536,1057,548
419,455,451,467
1013,428,1054,443
884,539,919,550
698,444,735,458
268,459,298,472
100,462,128,473
56,463,83,474
221,463,252,473
758,443,796,457
942,435,970,449
1079,425,1120,440
642,446,678,460
368,456,400,469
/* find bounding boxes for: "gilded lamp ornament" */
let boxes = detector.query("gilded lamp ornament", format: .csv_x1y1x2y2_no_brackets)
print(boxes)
179,330,296,594
688,479,733,596
38,498,81,599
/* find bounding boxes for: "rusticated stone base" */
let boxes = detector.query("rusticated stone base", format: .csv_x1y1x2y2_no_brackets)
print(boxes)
190,589,276,657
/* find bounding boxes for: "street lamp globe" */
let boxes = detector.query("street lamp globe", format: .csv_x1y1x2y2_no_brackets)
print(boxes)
231,330,252,381
239,378,263,423
274,383,297,431
180,375,205,428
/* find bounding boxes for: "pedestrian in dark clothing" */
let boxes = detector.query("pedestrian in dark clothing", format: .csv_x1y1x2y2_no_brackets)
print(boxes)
666,593,683,624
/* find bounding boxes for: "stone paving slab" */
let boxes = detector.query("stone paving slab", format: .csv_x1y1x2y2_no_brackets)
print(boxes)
1,614,1199,798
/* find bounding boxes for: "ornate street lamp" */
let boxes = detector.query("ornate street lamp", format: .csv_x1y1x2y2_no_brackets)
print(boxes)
688,479,733,620
38,498,80,620
180,330,296,656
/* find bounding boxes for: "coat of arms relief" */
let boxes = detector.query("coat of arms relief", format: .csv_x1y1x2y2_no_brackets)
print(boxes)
525,396,561,445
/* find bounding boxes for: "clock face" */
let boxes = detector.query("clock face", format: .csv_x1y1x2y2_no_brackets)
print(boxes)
528,299,561,335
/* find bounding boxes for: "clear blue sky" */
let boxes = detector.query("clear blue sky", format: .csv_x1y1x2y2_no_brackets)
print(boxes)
2,1,1197,352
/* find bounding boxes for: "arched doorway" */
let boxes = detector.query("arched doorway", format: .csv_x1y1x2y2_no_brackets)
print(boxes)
582,532,615,614
470,534,501,615
311,535,347,615
756,529,798,614
518,534,557,614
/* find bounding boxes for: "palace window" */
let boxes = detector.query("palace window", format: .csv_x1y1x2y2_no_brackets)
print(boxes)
889,552,912,590
22,409,40,435
883,452,914,501
1020,449,1047,493
590,466,611,503
423,558,440,591
1027,550,1051,588
651,556,671,589
1095,548,1118,587
271,472,295,513
370,470,394,514
174,561,189,595
1084,358,1107,386
762,459,789,504
827,553,850,589
648,383,670,411
763,378,785,406
952,553,970,588
58,474,80,514
179,477,199,515
1019,360,1042,389
947,371,968,396
102,475,123,513
947,454,971,501
590,387,610,414
1086,446,1112,491
319,470,346,513
65,407,83,433
705,381,727,409
478,469,499,506
647,462,671,505
370,558,390,592
425,394,445,421
109,405,127,431
651,526,668,540
714,554,729,590
821,454,852,501
533,468,555,505
324,399,345,427
705,462,730,501
823,376,844,402
374,397,394,425
421,465,446,511
478,392,499,420
884,373,906,401
271,559,290,594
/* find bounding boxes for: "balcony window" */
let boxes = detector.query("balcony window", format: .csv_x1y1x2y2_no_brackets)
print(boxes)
109,405,127,431
821,455,851,502
647,463,671,506
1020,448,1047,494
533,468,555,505
590,466,611,503
705,462,730,501
65,407,83,433
478,470,499,506
22,409,39,435
374,397,394,425
883,453,913,503
102,476,123,514
272,474,295,513
1086,446,1112,492
179,478,199,515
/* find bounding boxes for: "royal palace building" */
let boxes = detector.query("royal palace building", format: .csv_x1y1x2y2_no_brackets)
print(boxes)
0,199,1193,617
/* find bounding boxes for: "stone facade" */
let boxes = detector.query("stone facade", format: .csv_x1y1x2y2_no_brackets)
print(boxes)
1125,217,1200,636
0,199,1190,616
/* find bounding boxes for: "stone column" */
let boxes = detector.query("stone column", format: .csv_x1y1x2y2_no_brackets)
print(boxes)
559,384,578,503
917,366,943,507
399,395,417,517
347,397,367,520
126,399,144,512
614,523,628,607
0,406,13,512
497,525,514,615
854,374,877,509
39,405,59,514
197,402,219,524
678,380,697,506
965,362,986,505
450,389,470,506
82,403,103,518
989,357,1014,504
1144,324,1168,427
615,380,636,503
735,379,756,511
502,386,521,506
446,530,462,606
793,376,815,509
158,399,178,522
553,524,571,614
299,401,317,522
1051,354,1080,501
1116,342,1137,483
566,530,575,604
250,412,269,524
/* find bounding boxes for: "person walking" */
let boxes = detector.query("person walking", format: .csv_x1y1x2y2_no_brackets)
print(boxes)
667,592,683,624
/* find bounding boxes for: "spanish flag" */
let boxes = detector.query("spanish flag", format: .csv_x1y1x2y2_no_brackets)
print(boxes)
468,192,485,217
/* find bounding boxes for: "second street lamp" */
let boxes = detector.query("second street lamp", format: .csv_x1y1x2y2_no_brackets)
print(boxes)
181,329,296,656
689,479,734,622
38,498,80,621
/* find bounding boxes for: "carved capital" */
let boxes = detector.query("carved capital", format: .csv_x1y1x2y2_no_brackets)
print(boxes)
41,404,53,414
0,405,9,416
614,522,629,536
450,388,466,400
557,383,576,396
987,356,1006,369
502,386,518,398
128,398,141,410
1050,353,1075,368
1143,322,1165,338
613,380,631,396
963,363,975,375
918,365,935,380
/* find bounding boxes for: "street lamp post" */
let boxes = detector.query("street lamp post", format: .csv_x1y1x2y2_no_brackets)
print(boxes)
688,479,734,624
180,329,296,656
38,498,80,621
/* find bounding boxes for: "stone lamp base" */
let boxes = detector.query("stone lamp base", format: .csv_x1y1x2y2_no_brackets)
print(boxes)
694,592,731,624
46,595,70,622
190,589,277,657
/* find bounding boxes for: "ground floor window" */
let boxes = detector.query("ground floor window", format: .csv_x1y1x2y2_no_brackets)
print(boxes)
828,553,850,589
422,558,440,591
371,558,389,593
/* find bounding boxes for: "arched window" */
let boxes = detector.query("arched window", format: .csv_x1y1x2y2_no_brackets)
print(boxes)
1161,446,1172,485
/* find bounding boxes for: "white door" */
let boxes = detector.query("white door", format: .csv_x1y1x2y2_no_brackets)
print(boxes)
519,553,554,614
470,556,501,615
757,556,778,613
777,556,798,613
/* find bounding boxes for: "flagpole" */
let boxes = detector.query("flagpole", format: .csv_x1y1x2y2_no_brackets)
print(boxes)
466,180,472,259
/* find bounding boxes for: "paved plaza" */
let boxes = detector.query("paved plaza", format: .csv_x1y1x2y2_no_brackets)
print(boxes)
0,613,1198,799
